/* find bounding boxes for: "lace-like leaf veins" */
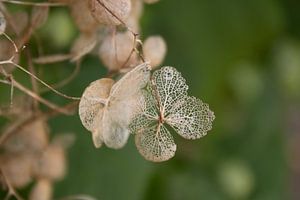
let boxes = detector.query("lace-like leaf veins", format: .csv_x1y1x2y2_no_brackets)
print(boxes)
130,66,215,162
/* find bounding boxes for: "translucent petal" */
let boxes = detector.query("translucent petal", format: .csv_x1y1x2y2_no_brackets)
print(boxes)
79,78,114,132
109,62,151,101
151,66,188,115
166,96,215,139
135,124,176,162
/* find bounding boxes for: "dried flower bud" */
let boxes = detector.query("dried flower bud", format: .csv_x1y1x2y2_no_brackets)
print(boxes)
71,32,98,61
0,153,33,188
33,145,66,181
143,35,167,68
31,6,49,30
0,10,6,35
88,0,131,25
29,179,53,200
3,119,49,153
99,31,138,71
70,0,98,33
143,0,160,4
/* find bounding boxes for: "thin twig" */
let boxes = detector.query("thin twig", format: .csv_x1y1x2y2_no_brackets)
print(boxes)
1,60,81,100
0,74,72,114
0,0,67,7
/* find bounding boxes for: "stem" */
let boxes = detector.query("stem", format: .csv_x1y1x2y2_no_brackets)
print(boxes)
0,0,67,6
7,60,81,100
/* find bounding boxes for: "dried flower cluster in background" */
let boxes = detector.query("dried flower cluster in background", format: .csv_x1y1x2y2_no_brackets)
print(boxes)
0,0,214,199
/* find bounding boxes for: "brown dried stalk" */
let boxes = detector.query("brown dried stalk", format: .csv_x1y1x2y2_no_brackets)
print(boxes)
0,0,66,7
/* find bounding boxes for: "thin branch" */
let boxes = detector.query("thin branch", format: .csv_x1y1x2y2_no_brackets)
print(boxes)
0,75,72,114
1,60,81,100
0,0,67,7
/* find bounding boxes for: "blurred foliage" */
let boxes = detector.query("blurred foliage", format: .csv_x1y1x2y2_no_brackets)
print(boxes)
1,0,300,199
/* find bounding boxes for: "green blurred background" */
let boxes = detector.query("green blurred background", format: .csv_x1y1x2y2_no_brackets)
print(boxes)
1,0,300,199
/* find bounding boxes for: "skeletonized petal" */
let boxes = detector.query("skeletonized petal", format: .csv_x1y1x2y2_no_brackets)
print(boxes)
151,66,188,115
135,124,176,162
166,96,215,139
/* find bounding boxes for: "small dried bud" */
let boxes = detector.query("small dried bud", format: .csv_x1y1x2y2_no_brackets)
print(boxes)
33,145,66,181
88,0,131,25
0,10,6,35
143,36,167,68
99,31,138,71
143,0,160,4
71,32,97,61
3,119,49,153
29,179,53,200
70,0,98,33
0,153,33,188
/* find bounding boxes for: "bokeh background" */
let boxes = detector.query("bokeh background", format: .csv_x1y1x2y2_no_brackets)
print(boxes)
1,0,300,199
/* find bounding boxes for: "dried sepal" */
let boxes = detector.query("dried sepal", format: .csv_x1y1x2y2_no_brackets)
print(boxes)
143,36,167,68
152,66,188,113
166,96,215,139
29,179,53,200
0,153,33,188
79,78,114,147
0,10,6,35
3,119,49,153
33,144,66,181
69,0,98,33
135,124,176,162
130,66,215,162
88,0,131,26
99,31,138,71
71,32,98,62
79,63,151,149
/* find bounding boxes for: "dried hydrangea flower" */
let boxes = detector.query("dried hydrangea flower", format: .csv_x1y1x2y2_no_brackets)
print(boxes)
130,66,215,162
79,63,151,149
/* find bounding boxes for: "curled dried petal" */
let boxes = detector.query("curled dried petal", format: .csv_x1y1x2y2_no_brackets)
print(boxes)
99,31,138,71
79,78,114,147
